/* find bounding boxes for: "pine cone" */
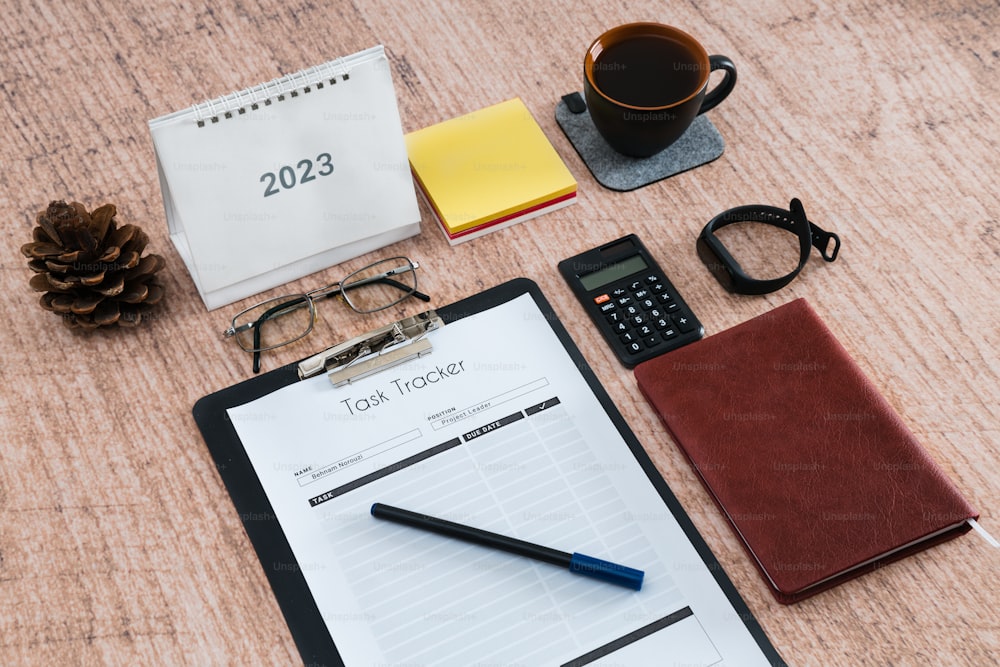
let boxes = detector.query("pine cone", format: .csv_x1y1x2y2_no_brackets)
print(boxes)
21,200,166,329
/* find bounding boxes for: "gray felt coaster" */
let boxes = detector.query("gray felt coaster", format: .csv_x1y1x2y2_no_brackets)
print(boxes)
556,92,725,192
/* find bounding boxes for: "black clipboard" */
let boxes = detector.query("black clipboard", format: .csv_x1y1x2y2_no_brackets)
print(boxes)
193,277,784,666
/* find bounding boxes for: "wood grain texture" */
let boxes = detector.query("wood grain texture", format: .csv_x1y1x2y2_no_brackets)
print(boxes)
1,0,997,664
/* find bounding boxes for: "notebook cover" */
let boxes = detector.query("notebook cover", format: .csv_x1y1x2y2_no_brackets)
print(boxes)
405,97,577,234
634,298,978,603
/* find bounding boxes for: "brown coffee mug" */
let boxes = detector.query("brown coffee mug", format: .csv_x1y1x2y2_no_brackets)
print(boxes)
584,23,737,158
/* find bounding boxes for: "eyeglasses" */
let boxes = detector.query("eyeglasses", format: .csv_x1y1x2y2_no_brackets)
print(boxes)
222,257,430,373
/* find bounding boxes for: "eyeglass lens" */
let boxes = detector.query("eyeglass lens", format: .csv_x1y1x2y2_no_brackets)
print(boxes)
341,258,417,313
233,294,314,352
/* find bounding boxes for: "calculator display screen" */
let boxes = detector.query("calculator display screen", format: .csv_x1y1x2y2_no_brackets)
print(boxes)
579,255,648,291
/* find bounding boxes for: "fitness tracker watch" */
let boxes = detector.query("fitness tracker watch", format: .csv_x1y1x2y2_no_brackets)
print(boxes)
697,198,841,295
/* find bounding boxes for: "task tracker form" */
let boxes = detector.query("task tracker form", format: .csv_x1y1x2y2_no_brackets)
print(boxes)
228,294,772,666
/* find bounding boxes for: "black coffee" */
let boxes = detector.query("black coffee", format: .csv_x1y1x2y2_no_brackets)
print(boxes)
593,35,702,107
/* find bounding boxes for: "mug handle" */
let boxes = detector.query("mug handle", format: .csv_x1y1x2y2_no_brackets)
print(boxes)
699,55,737,114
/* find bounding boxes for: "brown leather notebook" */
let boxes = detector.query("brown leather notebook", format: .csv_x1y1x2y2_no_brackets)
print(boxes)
634,298,978,604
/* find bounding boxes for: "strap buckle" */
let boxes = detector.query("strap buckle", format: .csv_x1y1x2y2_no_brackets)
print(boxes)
809,224,841,262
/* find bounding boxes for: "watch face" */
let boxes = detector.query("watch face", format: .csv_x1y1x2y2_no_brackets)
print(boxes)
696,234,735,293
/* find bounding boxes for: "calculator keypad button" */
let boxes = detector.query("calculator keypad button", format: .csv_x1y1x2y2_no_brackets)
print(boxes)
590,270,700,364
673,314,697,333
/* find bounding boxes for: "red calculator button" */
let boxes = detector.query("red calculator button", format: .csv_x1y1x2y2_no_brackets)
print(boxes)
594,293,611,305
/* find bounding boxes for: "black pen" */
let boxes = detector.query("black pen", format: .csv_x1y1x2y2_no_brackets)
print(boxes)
370,502,644,590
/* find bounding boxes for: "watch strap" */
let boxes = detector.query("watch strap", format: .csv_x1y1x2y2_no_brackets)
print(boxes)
698,199,840,295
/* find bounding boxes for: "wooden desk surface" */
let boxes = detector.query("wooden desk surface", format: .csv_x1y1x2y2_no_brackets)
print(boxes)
1,1,997,664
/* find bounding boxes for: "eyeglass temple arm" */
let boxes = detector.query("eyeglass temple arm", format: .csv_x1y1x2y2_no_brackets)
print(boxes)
252,326,263,374
374,276,431,302
250,296,310,373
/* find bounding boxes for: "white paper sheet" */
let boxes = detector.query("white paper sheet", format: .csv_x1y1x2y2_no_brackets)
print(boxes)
228,294,773,666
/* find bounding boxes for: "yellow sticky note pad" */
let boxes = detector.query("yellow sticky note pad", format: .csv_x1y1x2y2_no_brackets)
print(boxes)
405,98,577,241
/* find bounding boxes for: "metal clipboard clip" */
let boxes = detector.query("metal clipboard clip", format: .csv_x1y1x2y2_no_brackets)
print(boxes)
297,310,444,387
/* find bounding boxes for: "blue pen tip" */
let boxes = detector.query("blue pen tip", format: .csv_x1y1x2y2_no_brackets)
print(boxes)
569,553,644,591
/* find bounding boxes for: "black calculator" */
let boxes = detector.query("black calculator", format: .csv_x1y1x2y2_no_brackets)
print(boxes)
558,234,704,367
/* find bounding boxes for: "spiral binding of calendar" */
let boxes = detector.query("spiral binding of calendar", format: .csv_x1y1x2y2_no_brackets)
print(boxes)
193,57,351,127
